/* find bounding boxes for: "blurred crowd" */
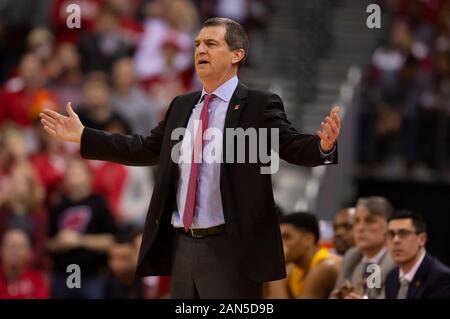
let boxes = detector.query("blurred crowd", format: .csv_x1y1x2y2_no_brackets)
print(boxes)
358,0,450,178
0,0,273,298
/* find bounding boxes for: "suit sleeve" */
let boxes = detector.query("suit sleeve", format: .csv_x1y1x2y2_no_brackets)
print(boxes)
263,93,337,166
80,98,177,166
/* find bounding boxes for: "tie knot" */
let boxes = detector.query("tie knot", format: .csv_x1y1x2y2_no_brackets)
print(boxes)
203,94,215,104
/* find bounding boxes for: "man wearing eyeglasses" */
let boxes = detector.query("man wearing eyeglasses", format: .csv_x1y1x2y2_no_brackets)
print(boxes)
385,210,450,299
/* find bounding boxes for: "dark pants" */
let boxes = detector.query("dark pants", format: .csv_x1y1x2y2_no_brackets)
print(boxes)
170,229,262,299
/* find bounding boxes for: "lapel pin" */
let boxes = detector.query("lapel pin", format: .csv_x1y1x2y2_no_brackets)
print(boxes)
234,104,240,110
416,281,421,288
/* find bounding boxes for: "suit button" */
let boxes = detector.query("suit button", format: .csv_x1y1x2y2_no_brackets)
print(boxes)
155,219,159,225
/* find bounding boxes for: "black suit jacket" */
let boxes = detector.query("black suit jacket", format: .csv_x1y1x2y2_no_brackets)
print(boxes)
385,253,450,299
80,82,337,282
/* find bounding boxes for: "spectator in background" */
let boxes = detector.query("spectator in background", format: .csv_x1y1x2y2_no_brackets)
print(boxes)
26,28,55,80
110,57,159,135
385,210,450,299
0,0,50,82
77,72,131,134
47,43,84,109
331,197,395,299
105,233,144,299
106,0,144,49
46,158,116,299
79,6,132,75
0,229,50,299
29,119,68,207
0,53,58,128
134,0,198,86
333,207,355,256
50,0,104,45
0,125,47,267
78,75,145,226
265,213,341,299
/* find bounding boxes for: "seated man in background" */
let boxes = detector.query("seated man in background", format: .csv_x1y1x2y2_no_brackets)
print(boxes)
265,212,341,298
385,210,450,299
333,207,355,256
0,229,50,299
331,197,395,299
105,233,145,299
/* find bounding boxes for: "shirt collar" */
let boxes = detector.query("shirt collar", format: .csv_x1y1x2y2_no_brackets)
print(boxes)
199,75,239,103
399,250,426,282
362,247,388,264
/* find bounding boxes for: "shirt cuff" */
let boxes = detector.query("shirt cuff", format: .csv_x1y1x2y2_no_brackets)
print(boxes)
318,141,336,164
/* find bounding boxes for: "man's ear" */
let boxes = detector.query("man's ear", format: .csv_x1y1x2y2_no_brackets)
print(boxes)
418,232,427,248
232,48,245,65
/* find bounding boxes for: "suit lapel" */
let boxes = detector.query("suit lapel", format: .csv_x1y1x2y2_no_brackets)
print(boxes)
219,82,248,224
172,92,202,130
169,92,201,183
221,82,248,166
408,253,432,299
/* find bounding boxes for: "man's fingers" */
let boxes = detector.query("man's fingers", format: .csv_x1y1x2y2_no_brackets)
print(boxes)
66,102,76,118
43,108,65,121
330,106,340,116
326,117,339,136
324,122,333,137
331,107,341,129
39,112,57,125
317,130,329,142
43,125,58,138
41,119,56,131
320,122,332,139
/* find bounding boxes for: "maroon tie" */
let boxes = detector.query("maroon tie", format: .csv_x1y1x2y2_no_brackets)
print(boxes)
183,94,215,231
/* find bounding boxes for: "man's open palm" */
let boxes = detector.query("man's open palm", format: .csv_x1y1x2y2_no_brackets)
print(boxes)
39,102,84,143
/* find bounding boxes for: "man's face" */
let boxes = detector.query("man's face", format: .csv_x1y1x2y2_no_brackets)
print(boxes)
1,230,31,268
354,205,387,251
333,209,355,255
108,244,137,276
280,224,311,264
388,219,426,265
194,26,241,82
64,160,91,194
84,82,109,108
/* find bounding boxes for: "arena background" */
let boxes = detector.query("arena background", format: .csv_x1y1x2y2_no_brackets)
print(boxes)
0,0,449,298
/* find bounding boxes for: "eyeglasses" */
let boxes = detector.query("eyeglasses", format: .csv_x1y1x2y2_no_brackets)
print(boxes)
387,229,418,240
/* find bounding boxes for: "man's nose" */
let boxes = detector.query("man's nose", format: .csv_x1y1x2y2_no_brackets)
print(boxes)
197,43,207,54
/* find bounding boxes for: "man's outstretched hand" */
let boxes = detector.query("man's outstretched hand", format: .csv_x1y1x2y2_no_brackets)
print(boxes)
39,102,84,143
317,106,341,153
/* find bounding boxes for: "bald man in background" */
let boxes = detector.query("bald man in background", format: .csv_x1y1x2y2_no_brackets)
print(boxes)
333,208,355,256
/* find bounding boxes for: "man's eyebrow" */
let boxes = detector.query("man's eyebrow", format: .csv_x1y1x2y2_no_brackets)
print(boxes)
195,38,219,44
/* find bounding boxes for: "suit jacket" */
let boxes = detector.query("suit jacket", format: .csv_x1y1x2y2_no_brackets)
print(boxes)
385,253,450,299
333,246,395,298
80,82,337,282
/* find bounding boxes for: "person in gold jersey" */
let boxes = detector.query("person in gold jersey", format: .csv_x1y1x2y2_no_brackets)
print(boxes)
265,212,341,298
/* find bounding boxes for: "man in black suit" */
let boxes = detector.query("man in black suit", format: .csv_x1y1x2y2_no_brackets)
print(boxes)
39,17,341,298
385,210,450,299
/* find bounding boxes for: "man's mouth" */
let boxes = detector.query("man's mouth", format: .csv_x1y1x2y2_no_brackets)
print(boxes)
197,59,209,65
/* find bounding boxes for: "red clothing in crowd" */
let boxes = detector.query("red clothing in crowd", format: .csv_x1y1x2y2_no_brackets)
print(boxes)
89,161,128,220
0,83,58,127
0,268,50,299
51,0,104,44
143,276,171,299
30,152,66,201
